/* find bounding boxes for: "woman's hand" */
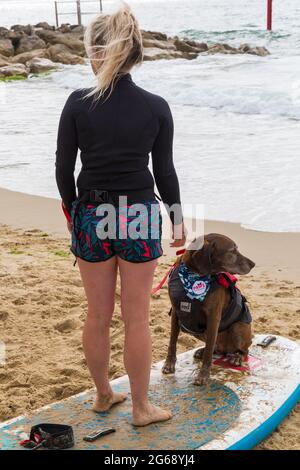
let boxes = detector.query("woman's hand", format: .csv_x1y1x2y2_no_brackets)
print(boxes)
169,222,187,248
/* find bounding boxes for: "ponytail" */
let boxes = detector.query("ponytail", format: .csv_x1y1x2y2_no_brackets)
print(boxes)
83,1,143,104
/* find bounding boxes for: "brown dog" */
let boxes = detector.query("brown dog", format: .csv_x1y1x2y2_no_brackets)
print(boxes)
162,233,255,386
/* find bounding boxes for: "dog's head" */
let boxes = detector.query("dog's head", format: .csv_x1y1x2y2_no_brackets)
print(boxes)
182,233,255,276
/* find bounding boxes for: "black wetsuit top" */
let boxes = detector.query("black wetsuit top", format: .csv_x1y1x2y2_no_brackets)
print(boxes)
55,72,182,224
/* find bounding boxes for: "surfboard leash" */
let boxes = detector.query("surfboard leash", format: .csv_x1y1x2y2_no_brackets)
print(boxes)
19,423,74,450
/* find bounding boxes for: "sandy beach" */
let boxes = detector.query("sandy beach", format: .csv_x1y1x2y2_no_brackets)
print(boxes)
0,187,299,450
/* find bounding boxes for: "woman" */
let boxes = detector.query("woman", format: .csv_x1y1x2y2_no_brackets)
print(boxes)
55,2,186,426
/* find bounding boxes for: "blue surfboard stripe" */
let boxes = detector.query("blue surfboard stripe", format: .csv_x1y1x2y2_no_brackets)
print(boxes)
226,384,300,450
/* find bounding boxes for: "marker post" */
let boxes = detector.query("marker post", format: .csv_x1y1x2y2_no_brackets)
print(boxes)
267,0,272,31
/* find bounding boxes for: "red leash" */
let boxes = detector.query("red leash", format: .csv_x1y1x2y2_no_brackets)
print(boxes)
61,201,71,223
151,248,186,295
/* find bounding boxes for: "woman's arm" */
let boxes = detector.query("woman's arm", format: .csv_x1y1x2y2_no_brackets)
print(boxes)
55,91,79,214
151,99,185,239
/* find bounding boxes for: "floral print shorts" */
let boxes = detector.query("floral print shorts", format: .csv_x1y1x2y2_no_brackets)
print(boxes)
70,198,163,263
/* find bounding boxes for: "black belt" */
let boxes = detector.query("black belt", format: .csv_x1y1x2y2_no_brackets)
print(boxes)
77,188,160,205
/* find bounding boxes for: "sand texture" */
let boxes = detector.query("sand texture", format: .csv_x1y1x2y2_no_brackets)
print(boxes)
0,222,299,450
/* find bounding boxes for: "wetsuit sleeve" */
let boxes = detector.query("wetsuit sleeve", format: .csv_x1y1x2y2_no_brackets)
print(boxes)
55,91,78,214
151,99,183,226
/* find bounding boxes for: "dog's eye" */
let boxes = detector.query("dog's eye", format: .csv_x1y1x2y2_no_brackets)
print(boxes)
226,252,237,260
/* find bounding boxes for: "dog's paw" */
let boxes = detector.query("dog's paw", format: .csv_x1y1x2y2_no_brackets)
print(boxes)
162,361,176,374
193,348,205,361
193,369,210,387
227,353,244,367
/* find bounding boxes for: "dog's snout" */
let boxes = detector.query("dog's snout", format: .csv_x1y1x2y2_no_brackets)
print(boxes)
248,259,255,269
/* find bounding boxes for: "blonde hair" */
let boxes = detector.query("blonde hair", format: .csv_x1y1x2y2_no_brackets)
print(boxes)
83,1,143,104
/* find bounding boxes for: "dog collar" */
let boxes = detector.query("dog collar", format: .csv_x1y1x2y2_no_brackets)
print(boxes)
178,261,212,301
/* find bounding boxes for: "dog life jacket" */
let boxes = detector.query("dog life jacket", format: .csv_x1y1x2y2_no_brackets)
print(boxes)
167,262,252,335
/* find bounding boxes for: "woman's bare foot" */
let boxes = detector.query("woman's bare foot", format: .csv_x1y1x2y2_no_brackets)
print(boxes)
132,403,172,426
92,391,127,412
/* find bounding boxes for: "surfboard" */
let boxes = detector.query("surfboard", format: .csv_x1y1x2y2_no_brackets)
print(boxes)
0,334,299,450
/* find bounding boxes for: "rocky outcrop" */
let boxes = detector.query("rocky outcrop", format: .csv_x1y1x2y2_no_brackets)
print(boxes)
208,43,240,54
26,57,60,73
0,63,28,78
0,53,11,67
0,27,10,37
0,22,270,80
0,38,14,57
142,38,176,51
10,24,33,35
15,35,46,55
11,48,47,64
45,43,85,65
238,44,269,56
34,22,55,31
141,30,269,57
142,31,168,41
143,47,197,61
206,42,269,56
35,30,85,56
173,37,208,54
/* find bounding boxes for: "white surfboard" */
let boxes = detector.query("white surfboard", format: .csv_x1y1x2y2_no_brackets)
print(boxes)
0,334,299,450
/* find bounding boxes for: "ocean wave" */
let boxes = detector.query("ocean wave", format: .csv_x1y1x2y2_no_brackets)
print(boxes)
53,61,300,120
179,28,291,43
0,163,29,170
170,85,300,120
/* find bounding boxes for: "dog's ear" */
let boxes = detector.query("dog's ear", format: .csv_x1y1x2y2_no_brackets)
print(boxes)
186,240,214,276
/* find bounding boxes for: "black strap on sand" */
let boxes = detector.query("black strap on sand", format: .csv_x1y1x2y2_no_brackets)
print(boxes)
19,423,74,450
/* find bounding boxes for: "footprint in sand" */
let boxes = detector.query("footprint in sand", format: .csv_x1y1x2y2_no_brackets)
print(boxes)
0,311,8,320
275,291,293,298
49,385,66,399
12,297,26,306
178,336,198,348
59,367,83,378
54,318,80,333
0,372,12,384
24,229,43,234
111,343,123,352
153,325,165,334
265,282,276,288
257,316,268,323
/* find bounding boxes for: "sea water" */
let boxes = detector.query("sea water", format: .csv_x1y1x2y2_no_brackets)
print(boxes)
0,0,300,232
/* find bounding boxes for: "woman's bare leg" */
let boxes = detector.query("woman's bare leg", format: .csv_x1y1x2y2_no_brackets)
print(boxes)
118,257,172,426
77,256,127,411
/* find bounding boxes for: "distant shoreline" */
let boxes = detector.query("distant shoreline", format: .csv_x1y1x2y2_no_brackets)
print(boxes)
1,186,299,271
